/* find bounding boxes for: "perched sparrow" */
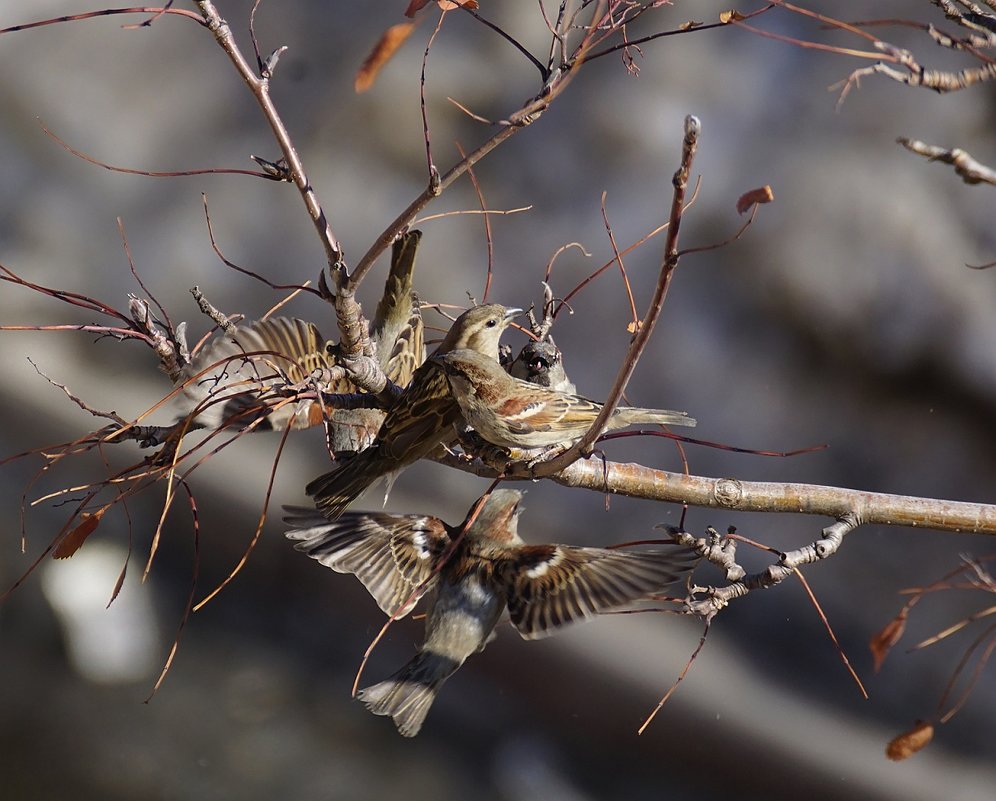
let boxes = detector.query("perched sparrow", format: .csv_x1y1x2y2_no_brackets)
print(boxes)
306,304,521,519
327,230,425,452
370,230,425,385
431,348,696,450
284,489,698,737
507,339,577,394
173,232,425,442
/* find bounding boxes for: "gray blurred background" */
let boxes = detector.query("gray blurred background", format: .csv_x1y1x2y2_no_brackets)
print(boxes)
1,1,995,799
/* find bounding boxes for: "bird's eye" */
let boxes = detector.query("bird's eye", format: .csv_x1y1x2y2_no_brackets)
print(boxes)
486,318,498,328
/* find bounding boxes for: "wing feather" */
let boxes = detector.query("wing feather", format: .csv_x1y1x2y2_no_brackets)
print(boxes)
283,506,450,616
501,545,698,639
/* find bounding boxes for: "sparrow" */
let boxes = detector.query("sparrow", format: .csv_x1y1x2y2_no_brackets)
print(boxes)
430,348,696,450
174,316,342,431
173,231,425,440
327,230,425,452
306,304,521,519
284,489,698,737
507,339,577,394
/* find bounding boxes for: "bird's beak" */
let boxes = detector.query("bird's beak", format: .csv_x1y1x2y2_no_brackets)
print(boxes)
504,307,524,322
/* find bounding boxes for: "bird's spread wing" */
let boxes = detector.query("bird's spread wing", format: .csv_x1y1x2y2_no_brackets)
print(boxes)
499,545,699,639
283,506,450,616
177,317,344,429
244,317,334,385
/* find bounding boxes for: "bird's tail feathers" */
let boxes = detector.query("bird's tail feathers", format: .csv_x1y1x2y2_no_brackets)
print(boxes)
306,449,382,520
617,407,696,428
356,651,458,737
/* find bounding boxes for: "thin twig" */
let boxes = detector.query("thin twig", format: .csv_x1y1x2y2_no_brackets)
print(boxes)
534,114,700,477
194,2,344,272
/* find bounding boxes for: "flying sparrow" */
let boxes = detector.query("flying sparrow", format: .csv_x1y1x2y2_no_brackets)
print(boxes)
430,348,696,450
306,304,522,519
284,488,698,737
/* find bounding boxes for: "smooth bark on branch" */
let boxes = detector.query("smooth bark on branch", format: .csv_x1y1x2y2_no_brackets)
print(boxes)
436,451,996,536
195,1,344,272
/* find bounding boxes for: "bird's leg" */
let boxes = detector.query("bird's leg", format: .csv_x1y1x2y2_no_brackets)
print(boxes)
456,429,514,472
524,442,572,471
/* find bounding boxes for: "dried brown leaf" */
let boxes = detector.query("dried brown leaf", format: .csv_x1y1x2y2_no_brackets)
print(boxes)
53,509,105,559
107,561,128,607
719,10,747,23
356,22,416,93
405,0,429,14
886,721,934,761
870,606,909,672
678,20,703,31
405,0,478,17
736,185,774,214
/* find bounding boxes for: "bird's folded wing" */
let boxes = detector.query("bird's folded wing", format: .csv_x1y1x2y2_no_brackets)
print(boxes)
377,368,461,459
497,394,599,435
383,296,425,388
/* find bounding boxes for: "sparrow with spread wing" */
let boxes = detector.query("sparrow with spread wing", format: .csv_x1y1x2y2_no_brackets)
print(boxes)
306,304,521,519
174,316,342,431
285,489,698,737
173,231,424,440
430,348,695,450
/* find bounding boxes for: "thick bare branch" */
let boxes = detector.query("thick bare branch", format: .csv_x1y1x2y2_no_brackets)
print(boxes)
435,450,996,536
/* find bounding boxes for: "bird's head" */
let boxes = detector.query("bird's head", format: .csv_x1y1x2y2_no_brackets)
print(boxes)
436,304,522,357
465,488,524,544
512,340,563,381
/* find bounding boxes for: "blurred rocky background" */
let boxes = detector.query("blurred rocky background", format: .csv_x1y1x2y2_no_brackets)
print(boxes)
1,1,994,799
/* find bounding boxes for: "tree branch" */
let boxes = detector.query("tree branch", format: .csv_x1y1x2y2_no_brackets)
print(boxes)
897,136,996,186
534,114,700,476
194,1,344,273
434,450,996,536
676,515,861,618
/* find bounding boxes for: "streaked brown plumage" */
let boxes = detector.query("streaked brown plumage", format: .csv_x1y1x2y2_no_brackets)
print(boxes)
174,316,342,431
370,230,424,383
284,488,698,737
327,230,425,451
173,231,424,440
306,304,521,519
431,348,696,450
